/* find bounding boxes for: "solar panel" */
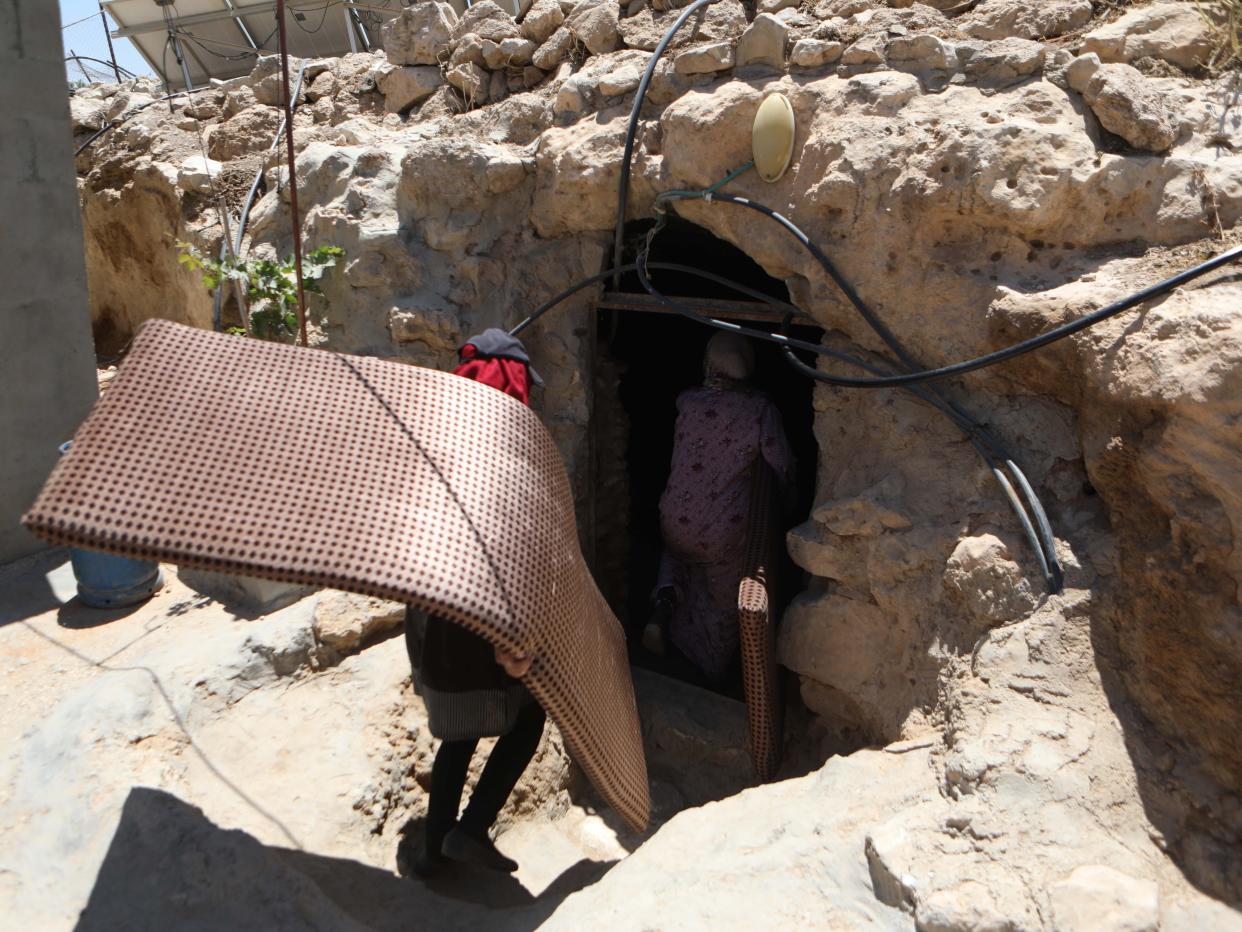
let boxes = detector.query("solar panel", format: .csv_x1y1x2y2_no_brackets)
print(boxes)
101,1,405,88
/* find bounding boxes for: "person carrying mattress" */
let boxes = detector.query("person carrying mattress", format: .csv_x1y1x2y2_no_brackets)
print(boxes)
406,329,546,878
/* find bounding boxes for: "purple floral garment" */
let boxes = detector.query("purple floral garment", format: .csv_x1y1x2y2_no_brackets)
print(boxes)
656,386,794,682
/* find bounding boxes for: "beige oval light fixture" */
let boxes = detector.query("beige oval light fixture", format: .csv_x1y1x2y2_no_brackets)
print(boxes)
752,93,796,183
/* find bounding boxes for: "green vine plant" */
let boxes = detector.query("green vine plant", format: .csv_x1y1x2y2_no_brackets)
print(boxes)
178,242,345,340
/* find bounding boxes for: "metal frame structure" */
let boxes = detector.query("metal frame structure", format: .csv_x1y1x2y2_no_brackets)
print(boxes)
100,0,407,88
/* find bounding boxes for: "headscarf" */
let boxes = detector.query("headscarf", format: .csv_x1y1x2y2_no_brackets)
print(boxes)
453,328,542,406
703,331,754,383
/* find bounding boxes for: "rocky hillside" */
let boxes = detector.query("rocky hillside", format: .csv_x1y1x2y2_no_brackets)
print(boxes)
58,0,1242,928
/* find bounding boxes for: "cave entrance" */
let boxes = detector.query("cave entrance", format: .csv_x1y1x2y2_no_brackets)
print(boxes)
590,218,821,691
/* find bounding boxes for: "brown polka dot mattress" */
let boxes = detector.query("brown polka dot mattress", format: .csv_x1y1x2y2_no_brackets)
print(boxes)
23,320,650,832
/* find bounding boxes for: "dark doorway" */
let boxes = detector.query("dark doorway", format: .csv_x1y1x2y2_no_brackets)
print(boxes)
591,219,821,679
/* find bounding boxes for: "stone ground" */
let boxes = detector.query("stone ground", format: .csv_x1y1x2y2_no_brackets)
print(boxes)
6,546,1240,929
0,549,797,930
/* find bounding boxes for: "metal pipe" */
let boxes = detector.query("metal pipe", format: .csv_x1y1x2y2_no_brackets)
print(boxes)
275,0,310,347
99,3,122,82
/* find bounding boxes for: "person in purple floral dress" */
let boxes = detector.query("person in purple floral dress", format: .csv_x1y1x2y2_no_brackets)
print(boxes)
645,332,794,685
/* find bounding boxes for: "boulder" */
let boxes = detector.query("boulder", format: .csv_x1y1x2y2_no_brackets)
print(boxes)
619,0,747,52
736,13,789,71
450,33,488,68
886,33,957,72
555,74,593,116
757,0,799,13
451,0,521,42
964,37,1045,88
1049,865,1160,932
674,41,736,75
841,33,887,67
596,54,650,96
447,62,490,103
1080,62,1180,153
566,0,621,55
492,36,539,67
376,65,446,113
176,155,224,195
70,95,109,133
311,591,405,654
532,26,575,69
961,0,1092,41
521,0,565,43
1080,1,1216,73
943,533,1038,624
206,105,282,161
382,1,457,65
789,38,844,69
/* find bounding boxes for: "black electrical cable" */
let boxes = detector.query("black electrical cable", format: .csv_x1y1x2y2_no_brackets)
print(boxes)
668,193,1242,388
611,0,720,289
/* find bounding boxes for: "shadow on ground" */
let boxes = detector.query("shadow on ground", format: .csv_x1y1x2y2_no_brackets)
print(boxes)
0,549,70,628
75,788,612,932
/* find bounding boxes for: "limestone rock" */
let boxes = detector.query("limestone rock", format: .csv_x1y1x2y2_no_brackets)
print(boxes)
312,590,405,654
1065,51,1101,93
1081,63,1180,153
943,532,1038,624
674,41,736,75
522,65,546,88
736,13,789,71
305,69,338,103
246,55,303,108
596,52,650,96
206,106,282,161
789,38,844,69
964,37,1045,88
815,0,876,16
417,83,464,120
522,0,565,43
1081,1,1216,73
452,0,521,43
842,33,887,67
69,95,109,133
1049,865,1160,932
845,70,919,113
962,0,1092,41
757,0,799,14
176,155,224,194
451,33,487,68
447,62,490,103
382,1,457,65
532,25,575,69
886,33,957,72
543,748,935,930
776,9,812,29
502,36,539,66
618,0,747,52
566,0,621,55
376,64,446,113
555,74,594,116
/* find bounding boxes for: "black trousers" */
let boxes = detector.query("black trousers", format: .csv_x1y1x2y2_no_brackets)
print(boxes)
425,702,546,854
406,611,546,854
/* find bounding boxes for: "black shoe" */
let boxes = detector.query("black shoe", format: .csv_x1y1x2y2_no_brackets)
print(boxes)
442,827,519,874
411,849,446,878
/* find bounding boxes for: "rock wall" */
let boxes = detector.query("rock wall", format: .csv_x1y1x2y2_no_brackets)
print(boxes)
69,0,1242,926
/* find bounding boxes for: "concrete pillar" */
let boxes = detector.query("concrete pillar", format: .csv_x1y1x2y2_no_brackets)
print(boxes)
0,2,99,563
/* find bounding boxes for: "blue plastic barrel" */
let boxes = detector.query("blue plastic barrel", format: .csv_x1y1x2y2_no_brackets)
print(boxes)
59,442,164,609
